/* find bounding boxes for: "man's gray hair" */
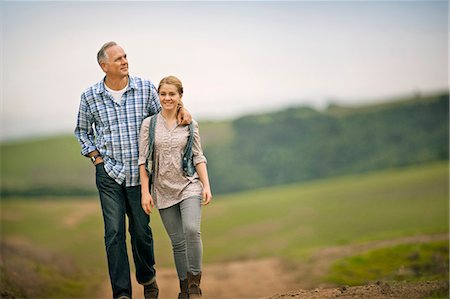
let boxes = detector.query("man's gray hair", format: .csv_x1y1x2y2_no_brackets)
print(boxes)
97,41,117,65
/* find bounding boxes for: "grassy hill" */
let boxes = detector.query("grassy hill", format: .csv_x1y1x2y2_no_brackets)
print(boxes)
0,91,448,197
1,161,448,298
209,92,448,193
0,121,232,197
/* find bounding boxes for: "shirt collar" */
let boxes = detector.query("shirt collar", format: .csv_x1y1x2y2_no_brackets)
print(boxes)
95,76,137,94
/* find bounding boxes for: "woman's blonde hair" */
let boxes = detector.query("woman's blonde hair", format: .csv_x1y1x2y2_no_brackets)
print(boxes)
158,76,184,96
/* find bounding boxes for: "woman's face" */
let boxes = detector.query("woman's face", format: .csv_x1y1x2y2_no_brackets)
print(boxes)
158,84,181,111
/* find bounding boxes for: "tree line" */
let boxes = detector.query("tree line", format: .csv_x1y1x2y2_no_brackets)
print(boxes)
205,92,449,194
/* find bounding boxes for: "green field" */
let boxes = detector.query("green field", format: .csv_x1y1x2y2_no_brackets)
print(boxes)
0,121,231,196
1,161,448,298
327,240,449,286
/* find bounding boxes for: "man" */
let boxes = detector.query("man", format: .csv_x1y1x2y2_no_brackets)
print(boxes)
74,41,191,299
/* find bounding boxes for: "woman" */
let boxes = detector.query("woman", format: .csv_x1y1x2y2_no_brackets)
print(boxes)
138,76,212,298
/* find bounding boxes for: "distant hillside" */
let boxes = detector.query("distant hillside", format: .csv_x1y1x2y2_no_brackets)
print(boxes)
0,92,448,197
205,92,449,194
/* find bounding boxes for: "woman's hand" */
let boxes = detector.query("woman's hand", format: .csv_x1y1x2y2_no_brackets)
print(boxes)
141,191,155,215
201,186,212,206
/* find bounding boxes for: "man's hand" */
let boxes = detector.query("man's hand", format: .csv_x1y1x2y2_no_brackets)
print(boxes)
88,150,103,165
94,157,104,165
177,107,192,125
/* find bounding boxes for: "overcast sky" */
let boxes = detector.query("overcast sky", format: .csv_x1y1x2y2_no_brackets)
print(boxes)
1,1,448,140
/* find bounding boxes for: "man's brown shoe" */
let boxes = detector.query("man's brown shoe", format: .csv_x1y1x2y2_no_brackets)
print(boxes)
144,279,159,299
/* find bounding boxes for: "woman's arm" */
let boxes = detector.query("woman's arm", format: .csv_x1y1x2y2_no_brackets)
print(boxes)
139,164,154,214
190,120,211,205
195,162,212,205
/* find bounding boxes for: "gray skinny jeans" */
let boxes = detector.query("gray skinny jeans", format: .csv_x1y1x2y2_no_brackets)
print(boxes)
159,196,203,280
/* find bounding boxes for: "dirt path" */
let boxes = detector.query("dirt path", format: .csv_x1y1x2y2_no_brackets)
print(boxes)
100,233,448,299
62,200,98,228
263,280,448,299
100,258,299,299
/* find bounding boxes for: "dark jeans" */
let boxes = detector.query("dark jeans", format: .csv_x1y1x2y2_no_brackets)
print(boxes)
95,163,156,299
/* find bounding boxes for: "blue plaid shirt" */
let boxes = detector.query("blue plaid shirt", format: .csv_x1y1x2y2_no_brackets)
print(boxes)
75,76,161,187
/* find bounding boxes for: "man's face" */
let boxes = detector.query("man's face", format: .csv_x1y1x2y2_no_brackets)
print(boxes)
102,45,129,78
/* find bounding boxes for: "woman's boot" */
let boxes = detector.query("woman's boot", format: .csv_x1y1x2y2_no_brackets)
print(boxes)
187,272,202,297
178,279,189,299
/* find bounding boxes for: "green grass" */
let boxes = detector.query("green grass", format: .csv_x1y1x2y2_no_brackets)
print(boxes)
327,241,449,285
0,135,92,190
0,199,107,298
202,161,448,262
1,161,448,298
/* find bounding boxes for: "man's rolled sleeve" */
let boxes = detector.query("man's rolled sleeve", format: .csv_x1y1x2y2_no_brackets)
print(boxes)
74,94,97,156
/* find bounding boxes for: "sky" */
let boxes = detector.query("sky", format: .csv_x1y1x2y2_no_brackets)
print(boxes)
1,1,448,140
